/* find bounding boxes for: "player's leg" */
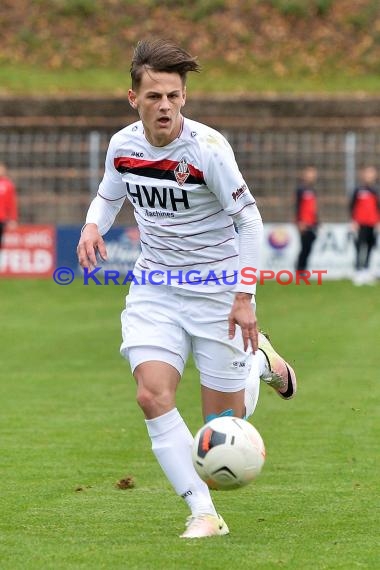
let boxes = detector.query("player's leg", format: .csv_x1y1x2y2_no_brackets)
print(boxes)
362,226,376,284
132,356,218,521
179,381,243,539
357,226,366,270
297,229,315,271
184,288,260,420
178,290,253,538
120,284,222,538
352,226,364,284
364,227,375,268
296,230,309,271
200,359,260,421
201,385,245,422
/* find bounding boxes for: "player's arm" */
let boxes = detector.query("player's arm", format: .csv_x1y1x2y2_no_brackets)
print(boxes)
77,194,125,269
78,221,106,270
349,188,359,233
295,188,306,231
229,204,263,352
77,136,127,269
201,133,263,351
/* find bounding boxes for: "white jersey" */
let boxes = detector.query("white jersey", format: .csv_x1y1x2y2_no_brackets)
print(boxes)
97,117,256,291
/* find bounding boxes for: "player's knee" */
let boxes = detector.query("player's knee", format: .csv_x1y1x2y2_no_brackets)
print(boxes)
136,386,154,412
136,385,174,415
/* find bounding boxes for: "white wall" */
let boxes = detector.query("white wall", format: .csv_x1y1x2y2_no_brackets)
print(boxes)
263,223,380,279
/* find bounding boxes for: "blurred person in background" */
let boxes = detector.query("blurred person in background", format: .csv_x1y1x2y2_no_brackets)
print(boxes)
350,166,380,285
0,162,18,251
295,166,319,272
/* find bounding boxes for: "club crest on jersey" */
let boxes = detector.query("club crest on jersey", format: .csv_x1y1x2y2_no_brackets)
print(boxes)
174,158,190,186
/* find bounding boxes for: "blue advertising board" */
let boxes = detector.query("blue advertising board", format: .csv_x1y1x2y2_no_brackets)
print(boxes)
56,225,141,275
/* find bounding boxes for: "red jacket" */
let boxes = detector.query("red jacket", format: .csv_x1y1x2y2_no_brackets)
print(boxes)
350,186,379,227
0,176,18,222
296,187,318,227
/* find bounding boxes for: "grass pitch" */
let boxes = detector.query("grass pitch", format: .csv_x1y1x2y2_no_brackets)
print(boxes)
0,278,378,570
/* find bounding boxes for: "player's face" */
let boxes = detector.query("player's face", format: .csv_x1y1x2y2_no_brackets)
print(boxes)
128,70,186,147
360,166,377,186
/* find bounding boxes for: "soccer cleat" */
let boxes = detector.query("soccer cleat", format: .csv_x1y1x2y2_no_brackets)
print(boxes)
180,514,229,539
258,331,297,399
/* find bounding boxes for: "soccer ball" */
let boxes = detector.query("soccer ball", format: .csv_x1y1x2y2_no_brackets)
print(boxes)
192,416,265,490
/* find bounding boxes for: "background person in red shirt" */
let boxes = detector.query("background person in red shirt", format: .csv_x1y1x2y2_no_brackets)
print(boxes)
0,162,18,250
350,165,380,285
295,166,319,272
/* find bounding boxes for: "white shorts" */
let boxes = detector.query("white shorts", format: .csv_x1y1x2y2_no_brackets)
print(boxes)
120,283,252,392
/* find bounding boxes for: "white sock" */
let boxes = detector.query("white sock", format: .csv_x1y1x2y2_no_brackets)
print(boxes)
245,354,260,418
145,408,217,517
257,348,269,376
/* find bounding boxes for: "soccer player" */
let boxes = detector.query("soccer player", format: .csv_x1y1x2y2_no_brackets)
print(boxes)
77,39,296,538
350,166,380,285
295,166,319,272
0,163,18,251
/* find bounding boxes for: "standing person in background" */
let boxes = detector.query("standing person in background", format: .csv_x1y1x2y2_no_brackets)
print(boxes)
0,163,18,252
295,166,319,272
350,166,380,285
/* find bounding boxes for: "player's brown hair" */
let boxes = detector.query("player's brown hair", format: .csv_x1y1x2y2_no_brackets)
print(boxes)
130,39,200,89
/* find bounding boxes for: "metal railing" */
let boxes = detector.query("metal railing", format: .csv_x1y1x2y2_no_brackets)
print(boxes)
1,128,379,224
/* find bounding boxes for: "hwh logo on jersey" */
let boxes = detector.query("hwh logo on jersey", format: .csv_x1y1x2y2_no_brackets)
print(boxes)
174,158,190,186
126,182,190,211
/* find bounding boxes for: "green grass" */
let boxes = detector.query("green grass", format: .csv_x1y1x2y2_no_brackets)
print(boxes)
0,278,379,569
2,63,380,95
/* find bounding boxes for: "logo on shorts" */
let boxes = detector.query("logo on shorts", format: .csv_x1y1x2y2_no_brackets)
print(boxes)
174,158,190,186
232,361,247,368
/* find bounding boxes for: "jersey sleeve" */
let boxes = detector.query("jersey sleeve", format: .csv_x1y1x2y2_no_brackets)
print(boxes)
295,188,303,220
98,134,128,201
85,134,127,234
349,188,359,217
201,131,255,215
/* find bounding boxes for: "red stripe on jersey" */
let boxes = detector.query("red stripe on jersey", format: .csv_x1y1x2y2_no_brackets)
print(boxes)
114,156,204,180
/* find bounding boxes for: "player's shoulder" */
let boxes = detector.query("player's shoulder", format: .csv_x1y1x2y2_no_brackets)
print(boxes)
109,120,143,146
182,117,230,150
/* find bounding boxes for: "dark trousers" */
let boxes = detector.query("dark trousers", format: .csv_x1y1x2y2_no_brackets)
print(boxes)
296,228,317,271
0,222,4,249
355,225,376,270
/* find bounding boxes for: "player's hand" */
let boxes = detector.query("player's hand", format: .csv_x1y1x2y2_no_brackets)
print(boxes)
6,220,18,230
297,222,306,232
351,221,359,233
228,292,258,353
77,223,108,270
